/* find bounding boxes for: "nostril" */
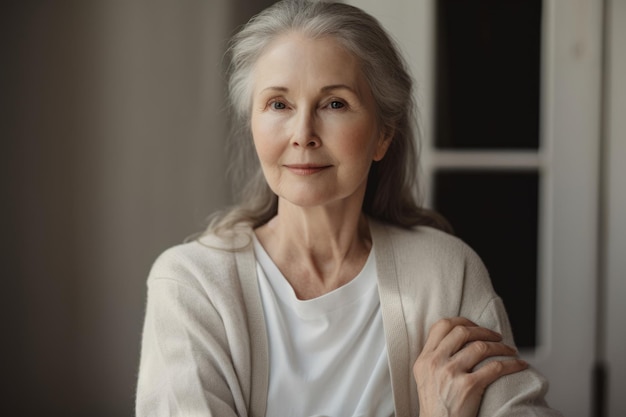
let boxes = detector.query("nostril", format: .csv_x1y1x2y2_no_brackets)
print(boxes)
306,137,321,147
291,133,320,148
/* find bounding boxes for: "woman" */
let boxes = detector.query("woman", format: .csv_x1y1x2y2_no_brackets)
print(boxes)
136,1,562,416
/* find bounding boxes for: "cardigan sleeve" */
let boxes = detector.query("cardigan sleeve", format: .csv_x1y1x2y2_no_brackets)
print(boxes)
136,277,244,417
459,245,563,417
472,297,562,417
371,222,563,416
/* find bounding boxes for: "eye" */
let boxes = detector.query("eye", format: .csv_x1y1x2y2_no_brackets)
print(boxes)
329,100,345,109
269,100,287,110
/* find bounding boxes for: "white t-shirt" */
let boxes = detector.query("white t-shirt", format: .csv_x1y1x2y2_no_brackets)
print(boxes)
253,237,394,417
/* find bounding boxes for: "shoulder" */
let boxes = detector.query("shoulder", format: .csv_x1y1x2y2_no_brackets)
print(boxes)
371,220,495,310
371,220,480,267
148,227,255,292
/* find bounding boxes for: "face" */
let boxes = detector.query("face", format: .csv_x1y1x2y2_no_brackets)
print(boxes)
250,33,391,210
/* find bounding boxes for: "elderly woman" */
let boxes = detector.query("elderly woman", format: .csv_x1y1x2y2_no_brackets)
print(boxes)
136,1,562,416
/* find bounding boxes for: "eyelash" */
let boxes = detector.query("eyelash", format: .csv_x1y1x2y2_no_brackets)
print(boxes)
267,99,347,111
269,100,287,110
328,100,345,109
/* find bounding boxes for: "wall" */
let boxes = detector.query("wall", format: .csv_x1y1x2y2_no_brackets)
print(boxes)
2,0,270,415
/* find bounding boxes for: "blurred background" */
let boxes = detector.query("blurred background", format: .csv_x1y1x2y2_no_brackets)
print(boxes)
2,0,624,416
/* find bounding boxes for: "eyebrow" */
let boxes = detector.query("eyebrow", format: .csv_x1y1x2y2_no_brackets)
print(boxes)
260,84,358,95
320,84,357,94
260,86,289,93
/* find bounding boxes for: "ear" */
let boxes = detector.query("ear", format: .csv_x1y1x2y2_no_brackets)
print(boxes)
373,129,394,162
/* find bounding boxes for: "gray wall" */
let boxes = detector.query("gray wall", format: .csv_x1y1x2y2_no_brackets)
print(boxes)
3,1,271,415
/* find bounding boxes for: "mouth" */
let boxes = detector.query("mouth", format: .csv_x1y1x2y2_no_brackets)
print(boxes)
283,164,332,176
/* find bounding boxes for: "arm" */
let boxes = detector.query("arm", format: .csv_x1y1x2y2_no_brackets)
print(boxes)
472,297,562,417
412,234,562,417
136,276,246,417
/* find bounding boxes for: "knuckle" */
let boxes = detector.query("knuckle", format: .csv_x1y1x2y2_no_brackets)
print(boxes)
464,373,486,394
414,353,434,372
413,356,425,373
434,318,454,332
471,340,489,356
412,361,421,376
454,325,471,341
488,360,505,374
442,361,456,379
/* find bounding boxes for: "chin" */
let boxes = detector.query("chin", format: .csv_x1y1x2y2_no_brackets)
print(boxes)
274,188,329,207
281,195,331,208
273,183,364,210
281,191,363,212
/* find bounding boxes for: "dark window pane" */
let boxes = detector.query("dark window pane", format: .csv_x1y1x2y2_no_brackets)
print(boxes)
433,170,539,348
435,0,542,149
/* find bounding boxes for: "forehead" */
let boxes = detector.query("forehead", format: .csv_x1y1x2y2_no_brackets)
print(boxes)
252,33,366,92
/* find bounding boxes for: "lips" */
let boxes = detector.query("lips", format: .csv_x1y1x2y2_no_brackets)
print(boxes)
283,164,332,176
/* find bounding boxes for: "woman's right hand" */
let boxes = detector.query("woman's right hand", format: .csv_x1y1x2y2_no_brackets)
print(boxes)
413,317,528,417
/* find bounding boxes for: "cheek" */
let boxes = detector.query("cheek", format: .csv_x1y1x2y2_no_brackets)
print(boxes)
333,123,380,161
251,116,281,163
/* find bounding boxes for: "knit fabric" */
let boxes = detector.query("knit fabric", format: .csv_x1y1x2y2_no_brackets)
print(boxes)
136,219,563,417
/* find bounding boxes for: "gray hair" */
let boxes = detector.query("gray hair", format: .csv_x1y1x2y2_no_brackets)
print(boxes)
206,0,449,236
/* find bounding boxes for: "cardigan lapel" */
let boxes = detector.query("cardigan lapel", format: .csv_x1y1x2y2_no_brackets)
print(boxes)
234,239,269,417
370,220,413,417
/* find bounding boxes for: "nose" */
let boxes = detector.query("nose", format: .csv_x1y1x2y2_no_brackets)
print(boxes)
291,109,321,149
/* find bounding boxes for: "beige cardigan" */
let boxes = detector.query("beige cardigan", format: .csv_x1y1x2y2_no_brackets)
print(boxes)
136,220,562,416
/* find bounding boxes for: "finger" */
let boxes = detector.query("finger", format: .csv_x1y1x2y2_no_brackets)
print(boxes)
423,317,478,352
451,340,518,371
437,324,503,357
467,358,529,391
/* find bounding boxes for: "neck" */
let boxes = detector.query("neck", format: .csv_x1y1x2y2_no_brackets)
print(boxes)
254,199,372,299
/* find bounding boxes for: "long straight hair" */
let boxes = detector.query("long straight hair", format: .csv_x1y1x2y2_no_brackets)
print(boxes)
205,0,450,236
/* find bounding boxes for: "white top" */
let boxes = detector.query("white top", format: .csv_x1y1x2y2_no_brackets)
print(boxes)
253,237,393,417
